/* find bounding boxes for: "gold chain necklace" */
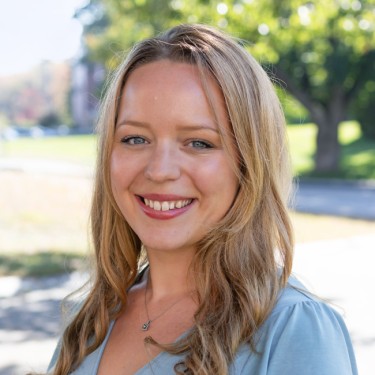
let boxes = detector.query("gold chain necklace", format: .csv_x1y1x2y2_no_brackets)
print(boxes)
141,281,190,331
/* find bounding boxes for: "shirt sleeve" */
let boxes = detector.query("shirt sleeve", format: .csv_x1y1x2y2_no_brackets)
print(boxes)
257,300,358,375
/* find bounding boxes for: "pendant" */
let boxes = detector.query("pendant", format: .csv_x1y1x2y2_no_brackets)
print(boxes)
141,320,151,331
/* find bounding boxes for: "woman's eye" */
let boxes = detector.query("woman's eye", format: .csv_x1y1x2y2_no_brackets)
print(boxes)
121,136,147,145
189,140,213,149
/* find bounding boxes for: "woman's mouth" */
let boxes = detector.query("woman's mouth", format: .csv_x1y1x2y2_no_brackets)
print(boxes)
141,197,193,211
136,194,195,219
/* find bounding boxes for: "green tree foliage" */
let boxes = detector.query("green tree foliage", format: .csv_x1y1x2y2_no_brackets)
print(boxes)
76,0,375,173
75,0,178,69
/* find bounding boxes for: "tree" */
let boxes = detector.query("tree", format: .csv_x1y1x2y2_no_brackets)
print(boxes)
76,0,375,173
0,62,72,126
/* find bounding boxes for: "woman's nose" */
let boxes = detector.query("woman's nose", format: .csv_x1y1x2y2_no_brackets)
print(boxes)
144,144,181,182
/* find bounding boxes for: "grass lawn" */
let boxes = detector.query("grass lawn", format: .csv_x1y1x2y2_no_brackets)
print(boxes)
0,251,85,277
0,172,91,276
0,134,97,165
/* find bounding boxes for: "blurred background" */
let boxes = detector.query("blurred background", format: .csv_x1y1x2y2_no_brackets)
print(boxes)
0,0,374,374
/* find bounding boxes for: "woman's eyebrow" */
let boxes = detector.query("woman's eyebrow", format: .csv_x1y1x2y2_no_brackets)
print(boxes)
116,120,219,134
177,124,219,134
116,120,150,128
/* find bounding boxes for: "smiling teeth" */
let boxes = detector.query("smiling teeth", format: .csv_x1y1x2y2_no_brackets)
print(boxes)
144,199,192,211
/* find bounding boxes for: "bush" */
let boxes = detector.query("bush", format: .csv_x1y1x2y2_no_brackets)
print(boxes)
39,112,61,128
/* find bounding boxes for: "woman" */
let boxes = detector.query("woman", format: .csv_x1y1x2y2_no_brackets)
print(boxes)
48,24,357,374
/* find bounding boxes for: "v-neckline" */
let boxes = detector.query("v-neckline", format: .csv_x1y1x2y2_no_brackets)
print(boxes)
94,265,191,374
94,319,191,375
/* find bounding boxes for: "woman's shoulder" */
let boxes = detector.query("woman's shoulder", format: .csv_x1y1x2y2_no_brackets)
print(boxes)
271,275,331,315
263,275,355,350
232,275,358,375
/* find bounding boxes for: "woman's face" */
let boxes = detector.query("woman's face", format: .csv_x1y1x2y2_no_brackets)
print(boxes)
110,60,238,256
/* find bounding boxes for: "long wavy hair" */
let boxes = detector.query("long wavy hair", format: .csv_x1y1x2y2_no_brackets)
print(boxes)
51,24,294,375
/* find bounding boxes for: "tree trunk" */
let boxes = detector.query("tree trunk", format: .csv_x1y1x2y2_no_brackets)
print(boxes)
311,89,347,173
315,119,340,172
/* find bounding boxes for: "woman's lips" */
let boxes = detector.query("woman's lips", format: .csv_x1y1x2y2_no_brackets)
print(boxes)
136,194,195,220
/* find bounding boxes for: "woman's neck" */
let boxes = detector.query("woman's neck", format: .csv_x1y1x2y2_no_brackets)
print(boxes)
145,247,196,301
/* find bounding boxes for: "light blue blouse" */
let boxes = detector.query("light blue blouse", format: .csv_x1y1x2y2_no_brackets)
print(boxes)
48,277,358,374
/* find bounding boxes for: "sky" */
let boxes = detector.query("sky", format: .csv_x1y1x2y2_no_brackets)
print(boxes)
0,0,87,76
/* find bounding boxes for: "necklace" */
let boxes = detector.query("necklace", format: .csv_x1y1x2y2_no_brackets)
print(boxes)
141,280,190,331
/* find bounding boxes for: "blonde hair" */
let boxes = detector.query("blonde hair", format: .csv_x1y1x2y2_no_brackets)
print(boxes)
52,24,294,375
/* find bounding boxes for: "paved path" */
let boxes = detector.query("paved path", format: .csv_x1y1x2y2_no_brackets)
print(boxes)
0,273,87,375
0,157,93,178
295,179,375,220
